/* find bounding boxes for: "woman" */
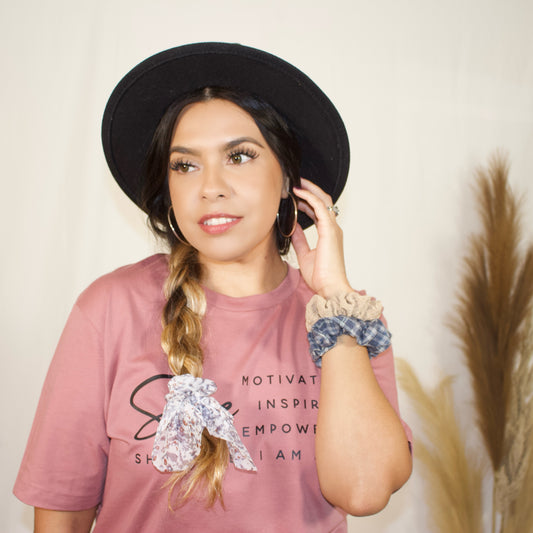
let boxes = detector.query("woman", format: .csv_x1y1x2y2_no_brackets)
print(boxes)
14,43,412,532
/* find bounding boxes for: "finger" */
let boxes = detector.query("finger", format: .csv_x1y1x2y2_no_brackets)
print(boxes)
295,198,318,224
298,180,339,221
293,187,335,224
299,178,333,206
290,223,310,257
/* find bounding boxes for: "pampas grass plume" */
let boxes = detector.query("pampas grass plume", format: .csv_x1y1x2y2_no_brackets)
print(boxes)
397,359,484,533
450,154,533,472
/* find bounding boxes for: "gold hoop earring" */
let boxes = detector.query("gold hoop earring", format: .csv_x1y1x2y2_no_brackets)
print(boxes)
167,206,190,246
276,192,298,238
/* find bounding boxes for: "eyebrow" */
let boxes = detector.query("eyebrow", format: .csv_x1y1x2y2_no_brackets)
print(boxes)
169,136,265,155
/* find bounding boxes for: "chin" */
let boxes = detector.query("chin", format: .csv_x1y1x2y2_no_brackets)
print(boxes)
193,235,278,265
198,247,259,265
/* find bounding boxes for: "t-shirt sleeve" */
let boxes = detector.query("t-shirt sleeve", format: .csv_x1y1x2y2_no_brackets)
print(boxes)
370,343,413,449
13,301,109,511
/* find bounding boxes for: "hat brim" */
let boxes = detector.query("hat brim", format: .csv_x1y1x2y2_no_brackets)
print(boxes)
101,42,350,229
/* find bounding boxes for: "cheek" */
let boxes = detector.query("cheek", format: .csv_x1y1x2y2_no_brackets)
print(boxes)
168,181,195,226
168,186,180,215
261,165,286,205
252,180,284,220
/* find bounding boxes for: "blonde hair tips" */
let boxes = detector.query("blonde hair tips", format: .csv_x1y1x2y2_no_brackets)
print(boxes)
161,243,230,508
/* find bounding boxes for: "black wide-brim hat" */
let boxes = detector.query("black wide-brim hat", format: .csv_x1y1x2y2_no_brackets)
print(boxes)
102,42,350,229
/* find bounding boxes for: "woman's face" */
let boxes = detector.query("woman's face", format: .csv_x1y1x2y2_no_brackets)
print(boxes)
168,99,287,265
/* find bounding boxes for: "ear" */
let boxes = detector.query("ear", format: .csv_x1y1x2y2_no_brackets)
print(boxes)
280,176,290,199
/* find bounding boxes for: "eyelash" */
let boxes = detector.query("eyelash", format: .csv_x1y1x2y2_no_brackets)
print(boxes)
228,147,258,163
169,159,194,172
168,147,259,173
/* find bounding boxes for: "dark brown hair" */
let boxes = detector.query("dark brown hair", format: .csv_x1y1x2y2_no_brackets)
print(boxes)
142,87,302,507
141,86,301,255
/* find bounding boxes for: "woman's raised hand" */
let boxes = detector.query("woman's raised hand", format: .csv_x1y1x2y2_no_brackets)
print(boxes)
291,178,353,298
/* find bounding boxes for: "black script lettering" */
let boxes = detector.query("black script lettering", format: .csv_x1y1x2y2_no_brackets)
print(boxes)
130,374,172,440
221,401,239,416
131,374,237,440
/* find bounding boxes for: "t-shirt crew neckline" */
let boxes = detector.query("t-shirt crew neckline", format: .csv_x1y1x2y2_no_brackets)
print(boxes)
202,265,301,312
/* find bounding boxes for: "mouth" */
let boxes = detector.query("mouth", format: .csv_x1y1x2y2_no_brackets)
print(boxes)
199,214,242,234
203,216,238,226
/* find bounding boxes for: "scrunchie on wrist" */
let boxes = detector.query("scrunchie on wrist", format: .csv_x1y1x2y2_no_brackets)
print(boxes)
305,292,392,367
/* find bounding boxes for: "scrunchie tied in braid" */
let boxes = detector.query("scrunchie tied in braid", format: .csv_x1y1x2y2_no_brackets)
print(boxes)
160,245,232,507
152,374,256,472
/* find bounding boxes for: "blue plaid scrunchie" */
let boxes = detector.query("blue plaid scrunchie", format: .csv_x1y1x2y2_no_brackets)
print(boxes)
307,315,392,367
305,291,392,367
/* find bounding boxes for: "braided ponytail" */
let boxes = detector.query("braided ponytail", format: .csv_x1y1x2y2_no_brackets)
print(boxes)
140,86,301,507
161,243,230,507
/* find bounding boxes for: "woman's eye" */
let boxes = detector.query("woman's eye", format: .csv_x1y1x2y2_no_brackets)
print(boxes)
229,150,257,165
170,161,194,173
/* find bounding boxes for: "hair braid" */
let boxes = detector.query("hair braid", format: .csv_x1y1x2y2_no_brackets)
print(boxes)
142,87,301,507
161,243,230,508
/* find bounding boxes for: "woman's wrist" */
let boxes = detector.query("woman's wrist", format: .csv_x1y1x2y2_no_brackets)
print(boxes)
305,290,384,330
305,289,391,367
316,282,354,300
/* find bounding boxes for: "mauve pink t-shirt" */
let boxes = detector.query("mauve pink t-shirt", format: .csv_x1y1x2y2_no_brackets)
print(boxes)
14,254,410,532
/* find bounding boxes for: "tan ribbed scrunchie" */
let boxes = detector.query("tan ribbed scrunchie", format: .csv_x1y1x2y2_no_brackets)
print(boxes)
305,292,383,332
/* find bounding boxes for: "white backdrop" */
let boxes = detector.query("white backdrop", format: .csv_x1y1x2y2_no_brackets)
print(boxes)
2,0,533,531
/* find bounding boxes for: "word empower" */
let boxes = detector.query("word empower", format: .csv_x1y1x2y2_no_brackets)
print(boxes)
242,423,318,436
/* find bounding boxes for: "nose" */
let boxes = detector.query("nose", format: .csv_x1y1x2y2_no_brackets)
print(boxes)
200,163,231,201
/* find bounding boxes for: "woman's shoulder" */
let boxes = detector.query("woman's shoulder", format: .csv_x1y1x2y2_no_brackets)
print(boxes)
75,253,169,315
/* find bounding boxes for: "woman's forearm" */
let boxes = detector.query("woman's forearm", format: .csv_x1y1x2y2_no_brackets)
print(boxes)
315,336,412,516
